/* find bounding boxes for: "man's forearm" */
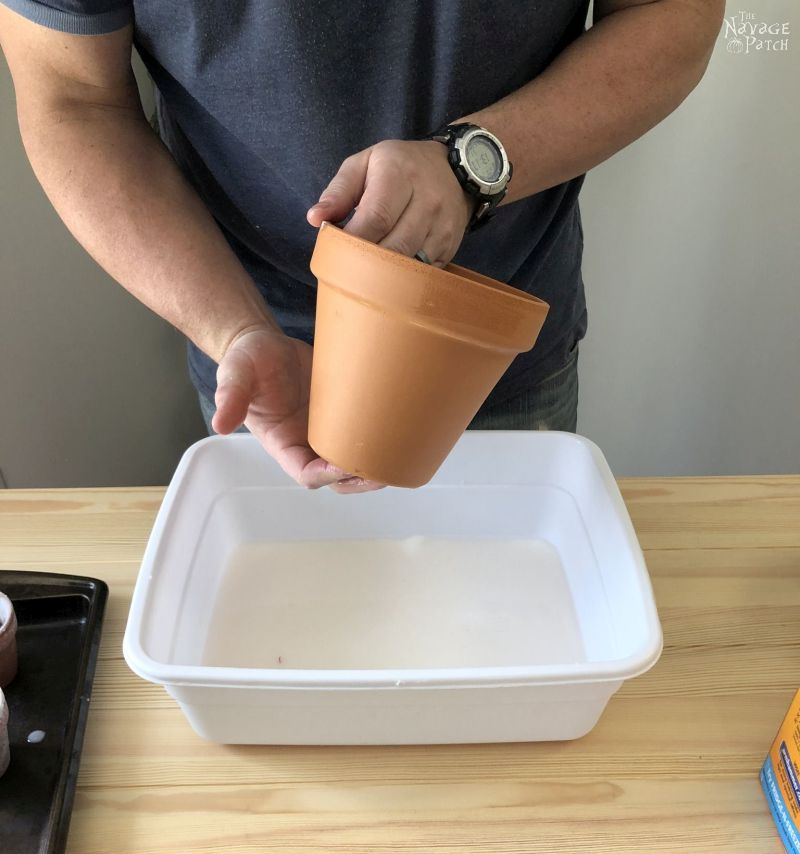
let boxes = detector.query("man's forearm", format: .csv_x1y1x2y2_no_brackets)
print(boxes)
462,0,724,202
17,95,275,363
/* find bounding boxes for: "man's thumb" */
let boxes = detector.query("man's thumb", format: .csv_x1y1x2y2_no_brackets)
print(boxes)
306,150,369,227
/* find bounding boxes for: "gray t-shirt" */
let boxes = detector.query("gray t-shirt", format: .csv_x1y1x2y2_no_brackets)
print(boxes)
5,0,589,408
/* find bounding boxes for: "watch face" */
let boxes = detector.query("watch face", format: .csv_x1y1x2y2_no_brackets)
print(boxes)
465,135,503,183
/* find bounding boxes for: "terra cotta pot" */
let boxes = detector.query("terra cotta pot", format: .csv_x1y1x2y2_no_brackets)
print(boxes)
0,592,18,688
308,223,549,487
0,687,9,778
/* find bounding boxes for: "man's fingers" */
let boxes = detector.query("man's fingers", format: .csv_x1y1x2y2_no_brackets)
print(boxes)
253,429,348,489
423,226,458,268
213,349,255,434
343,159,412,244
271,445,385,494
307,149,370,227
309,138,471,266
329,478,386,495
377,192,430,258
212,387,250,434
294,455,369,491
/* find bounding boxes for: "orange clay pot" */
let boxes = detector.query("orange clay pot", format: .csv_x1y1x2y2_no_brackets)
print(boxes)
0,592,17,688
308,223,549,488
0,687,8,778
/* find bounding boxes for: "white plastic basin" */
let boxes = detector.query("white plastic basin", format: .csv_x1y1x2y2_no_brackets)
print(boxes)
123,432,662,744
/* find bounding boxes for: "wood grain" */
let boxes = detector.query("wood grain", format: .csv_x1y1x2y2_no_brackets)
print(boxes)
1,477,799,853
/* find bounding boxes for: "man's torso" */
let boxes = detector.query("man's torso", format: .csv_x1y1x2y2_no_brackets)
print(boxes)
132,0,590,403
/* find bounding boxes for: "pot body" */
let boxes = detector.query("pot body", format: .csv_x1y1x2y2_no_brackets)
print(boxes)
0,592,18,688
0,688,9,777
308,224,549,487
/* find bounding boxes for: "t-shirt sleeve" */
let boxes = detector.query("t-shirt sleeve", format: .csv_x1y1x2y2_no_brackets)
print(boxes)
0,0,132,34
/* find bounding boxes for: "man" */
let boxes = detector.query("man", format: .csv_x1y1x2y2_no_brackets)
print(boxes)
0,0,722,492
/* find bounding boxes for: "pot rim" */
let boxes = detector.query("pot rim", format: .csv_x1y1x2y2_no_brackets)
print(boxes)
0,593,16,636
314,222,548,312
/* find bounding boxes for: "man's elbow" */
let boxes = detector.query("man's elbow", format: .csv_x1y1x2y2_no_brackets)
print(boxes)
684,0,726,85
645,0,726,90
692,0,726,54
15,78,142,149
596,0,725,64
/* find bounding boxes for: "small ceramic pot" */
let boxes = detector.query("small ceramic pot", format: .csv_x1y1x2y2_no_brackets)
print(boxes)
0,687,9,778
0,592,19,688
308,223,550,487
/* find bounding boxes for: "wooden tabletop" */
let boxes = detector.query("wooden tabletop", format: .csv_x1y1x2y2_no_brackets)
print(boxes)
1,477,799,853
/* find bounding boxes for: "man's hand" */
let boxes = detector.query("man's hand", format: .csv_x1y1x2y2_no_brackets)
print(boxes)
307,140,474,267
213,327,383,493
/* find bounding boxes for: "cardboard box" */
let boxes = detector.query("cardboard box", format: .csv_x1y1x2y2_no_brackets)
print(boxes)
762,690,800,853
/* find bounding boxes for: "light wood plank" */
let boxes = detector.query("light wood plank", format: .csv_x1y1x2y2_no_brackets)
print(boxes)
619,477,800,550
67,779,780,854
1,478,798,853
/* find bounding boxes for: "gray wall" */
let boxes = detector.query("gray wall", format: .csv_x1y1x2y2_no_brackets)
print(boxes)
578,1,799,475
1,4,797,487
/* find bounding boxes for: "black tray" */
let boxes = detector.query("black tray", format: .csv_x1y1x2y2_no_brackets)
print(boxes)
0,571,108,853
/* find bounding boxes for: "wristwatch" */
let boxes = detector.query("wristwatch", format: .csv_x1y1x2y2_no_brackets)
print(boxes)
428,123,512,231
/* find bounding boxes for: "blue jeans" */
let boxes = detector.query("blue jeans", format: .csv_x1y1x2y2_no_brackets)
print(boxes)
198,346,579,435
468,345,579,431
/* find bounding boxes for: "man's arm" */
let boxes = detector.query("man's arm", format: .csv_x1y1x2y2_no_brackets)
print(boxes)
0,7,275,364
308,0,725,262
462,0,725,203
0,7,372,491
